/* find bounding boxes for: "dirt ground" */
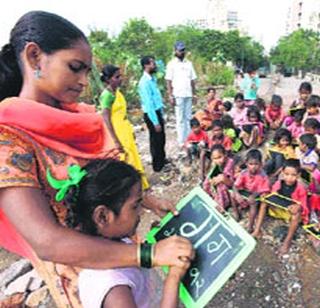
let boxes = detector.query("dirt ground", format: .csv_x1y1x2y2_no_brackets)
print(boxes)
1,76,320,308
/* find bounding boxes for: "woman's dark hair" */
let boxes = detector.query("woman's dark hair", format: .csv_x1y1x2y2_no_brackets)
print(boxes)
0,11,88,101
299,81,312,93
283,159,301,173
100,64,120,83
221,115,235,130
234,92,244,101
140,55,155,69
299,133,317,150
304,118,320,130
210,144,226,155
247,105,262,122
246,149,262,163
65,159,141,235
274,128,292,144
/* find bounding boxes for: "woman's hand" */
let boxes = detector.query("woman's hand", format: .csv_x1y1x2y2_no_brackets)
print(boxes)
153,235,195,268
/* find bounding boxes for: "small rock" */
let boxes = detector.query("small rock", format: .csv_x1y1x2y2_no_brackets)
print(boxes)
239,272,245,278
25,286,49,307
0,259,32,289
265,295,271,302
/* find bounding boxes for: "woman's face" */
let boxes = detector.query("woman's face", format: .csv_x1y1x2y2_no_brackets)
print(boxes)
108,69,122,90
35,39,92,105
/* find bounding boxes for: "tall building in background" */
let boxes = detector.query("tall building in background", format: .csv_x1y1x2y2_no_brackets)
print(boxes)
286,0,320,34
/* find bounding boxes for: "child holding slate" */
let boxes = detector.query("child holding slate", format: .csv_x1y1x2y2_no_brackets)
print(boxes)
233,149,270,232
264,128,296,177
253,159,308,254
64,159,192,308
203,144,236,216
265,94,286,130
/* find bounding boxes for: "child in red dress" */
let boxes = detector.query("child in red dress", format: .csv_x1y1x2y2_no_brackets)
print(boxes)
253,159,308,254
233,149,270,232
265,94,286,130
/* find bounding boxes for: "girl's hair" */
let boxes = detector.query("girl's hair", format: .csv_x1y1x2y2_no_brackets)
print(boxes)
283,159,301,173
211,119,223,129
223,101,232,111
246,149,262,163
210,144,226,155
299,81,312,93
294,111,304,122
274,128,292,144
271,94,282,107
0,11,88,101
304,118,320,130
306,95,320,108
255,98,266,111
299,133,317,150
207,87,216,93
247,106,262,122
65,159,141,235
221,115,235,130
100,64,120,83
234,92,244,101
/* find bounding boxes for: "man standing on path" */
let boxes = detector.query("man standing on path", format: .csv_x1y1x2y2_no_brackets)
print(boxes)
166,41,197,148
138,56,167,172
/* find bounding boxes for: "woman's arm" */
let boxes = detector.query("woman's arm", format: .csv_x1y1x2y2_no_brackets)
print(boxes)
0,187,194,269
101,109,123,151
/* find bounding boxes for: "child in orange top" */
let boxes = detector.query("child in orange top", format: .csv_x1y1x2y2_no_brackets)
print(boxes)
233,149,270,232
265,94,286,130
200,119,232,181
253,159,308,254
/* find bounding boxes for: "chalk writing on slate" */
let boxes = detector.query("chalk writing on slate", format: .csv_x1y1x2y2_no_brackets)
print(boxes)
147,187,256,308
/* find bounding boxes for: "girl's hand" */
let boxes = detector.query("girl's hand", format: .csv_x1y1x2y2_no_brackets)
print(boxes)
288,203,300,215
153,235,195,268
168,261,191,282
216,174,225,183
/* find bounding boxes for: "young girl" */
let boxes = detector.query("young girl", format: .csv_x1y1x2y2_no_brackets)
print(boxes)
70,159,191,308
200,119,233,181
229,92,247,127
287,112,304,143
304,118,320,152
265,94,286,130
284,82,312,127
264,128,296,177
221,115,242,153
202,144,237,217
253,159,308,254
303,95,320,123
233,149,270,232
240,106,264,148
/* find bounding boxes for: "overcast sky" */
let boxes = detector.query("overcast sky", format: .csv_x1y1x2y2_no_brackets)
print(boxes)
1,0,292,52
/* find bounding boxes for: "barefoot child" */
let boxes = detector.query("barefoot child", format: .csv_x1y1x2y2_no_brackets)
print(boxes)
203,144,237,217
71,159,191,308
233,149,270,232
253,159,308,254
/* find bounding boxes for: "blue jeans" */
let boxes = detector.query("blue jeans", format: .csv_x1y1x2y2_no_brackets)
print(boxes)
175,97,192,146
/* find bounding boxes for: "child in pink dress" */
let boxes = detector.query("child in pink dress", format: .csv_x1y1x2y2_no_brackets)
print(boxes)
287,112,304,143
203,144,237,217
233,149,270,232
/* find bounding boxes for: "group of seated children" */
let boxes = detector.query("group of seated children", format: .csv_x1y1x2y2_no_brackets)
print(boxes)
184,81,320,254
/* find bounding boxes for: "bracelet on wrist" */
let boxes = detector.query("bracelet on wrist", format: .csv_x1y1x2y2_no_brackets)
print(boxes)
140,242,154,268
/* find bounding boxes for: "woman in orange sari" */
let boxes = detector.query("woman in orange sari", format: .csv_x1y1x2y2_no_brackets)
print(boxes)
0,11,193,307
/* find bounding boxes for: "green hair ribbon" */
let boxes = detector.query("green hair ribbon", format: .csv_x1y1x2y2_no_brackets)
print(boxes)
46,164,88,202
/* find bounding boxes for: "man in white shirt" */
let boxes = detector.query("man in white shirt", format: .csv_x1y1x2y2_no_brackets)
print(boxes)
166,41,197,147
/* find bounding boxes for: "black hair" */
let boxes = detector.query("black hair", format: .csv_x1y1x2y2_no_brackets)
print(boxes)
223,101,232,111
100,64,120,83
246,66,256,74
306,95,320,108
299,81,312,93
221,115,235,130
293,111,304,122
140,55,155,69
210,144,226,155
207,87,216,93
190,117,200,128
283,159,301,173
255,98,266,111
304,118,320,130
0,11,88,101
247,105,262,122
274,128,292,145
234,92,244,101
65,159,141,235
271,94,283,107
246,149,262,163
299,133,317,150
211,119,223,129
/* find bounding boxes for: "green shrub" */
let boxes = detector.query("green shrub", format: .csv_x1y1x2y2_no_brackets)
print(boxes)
205,63,234,86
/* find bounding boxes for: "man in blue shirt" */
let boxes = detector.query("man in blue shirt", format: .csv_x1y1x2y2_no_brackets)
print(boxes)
138,56,166,172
